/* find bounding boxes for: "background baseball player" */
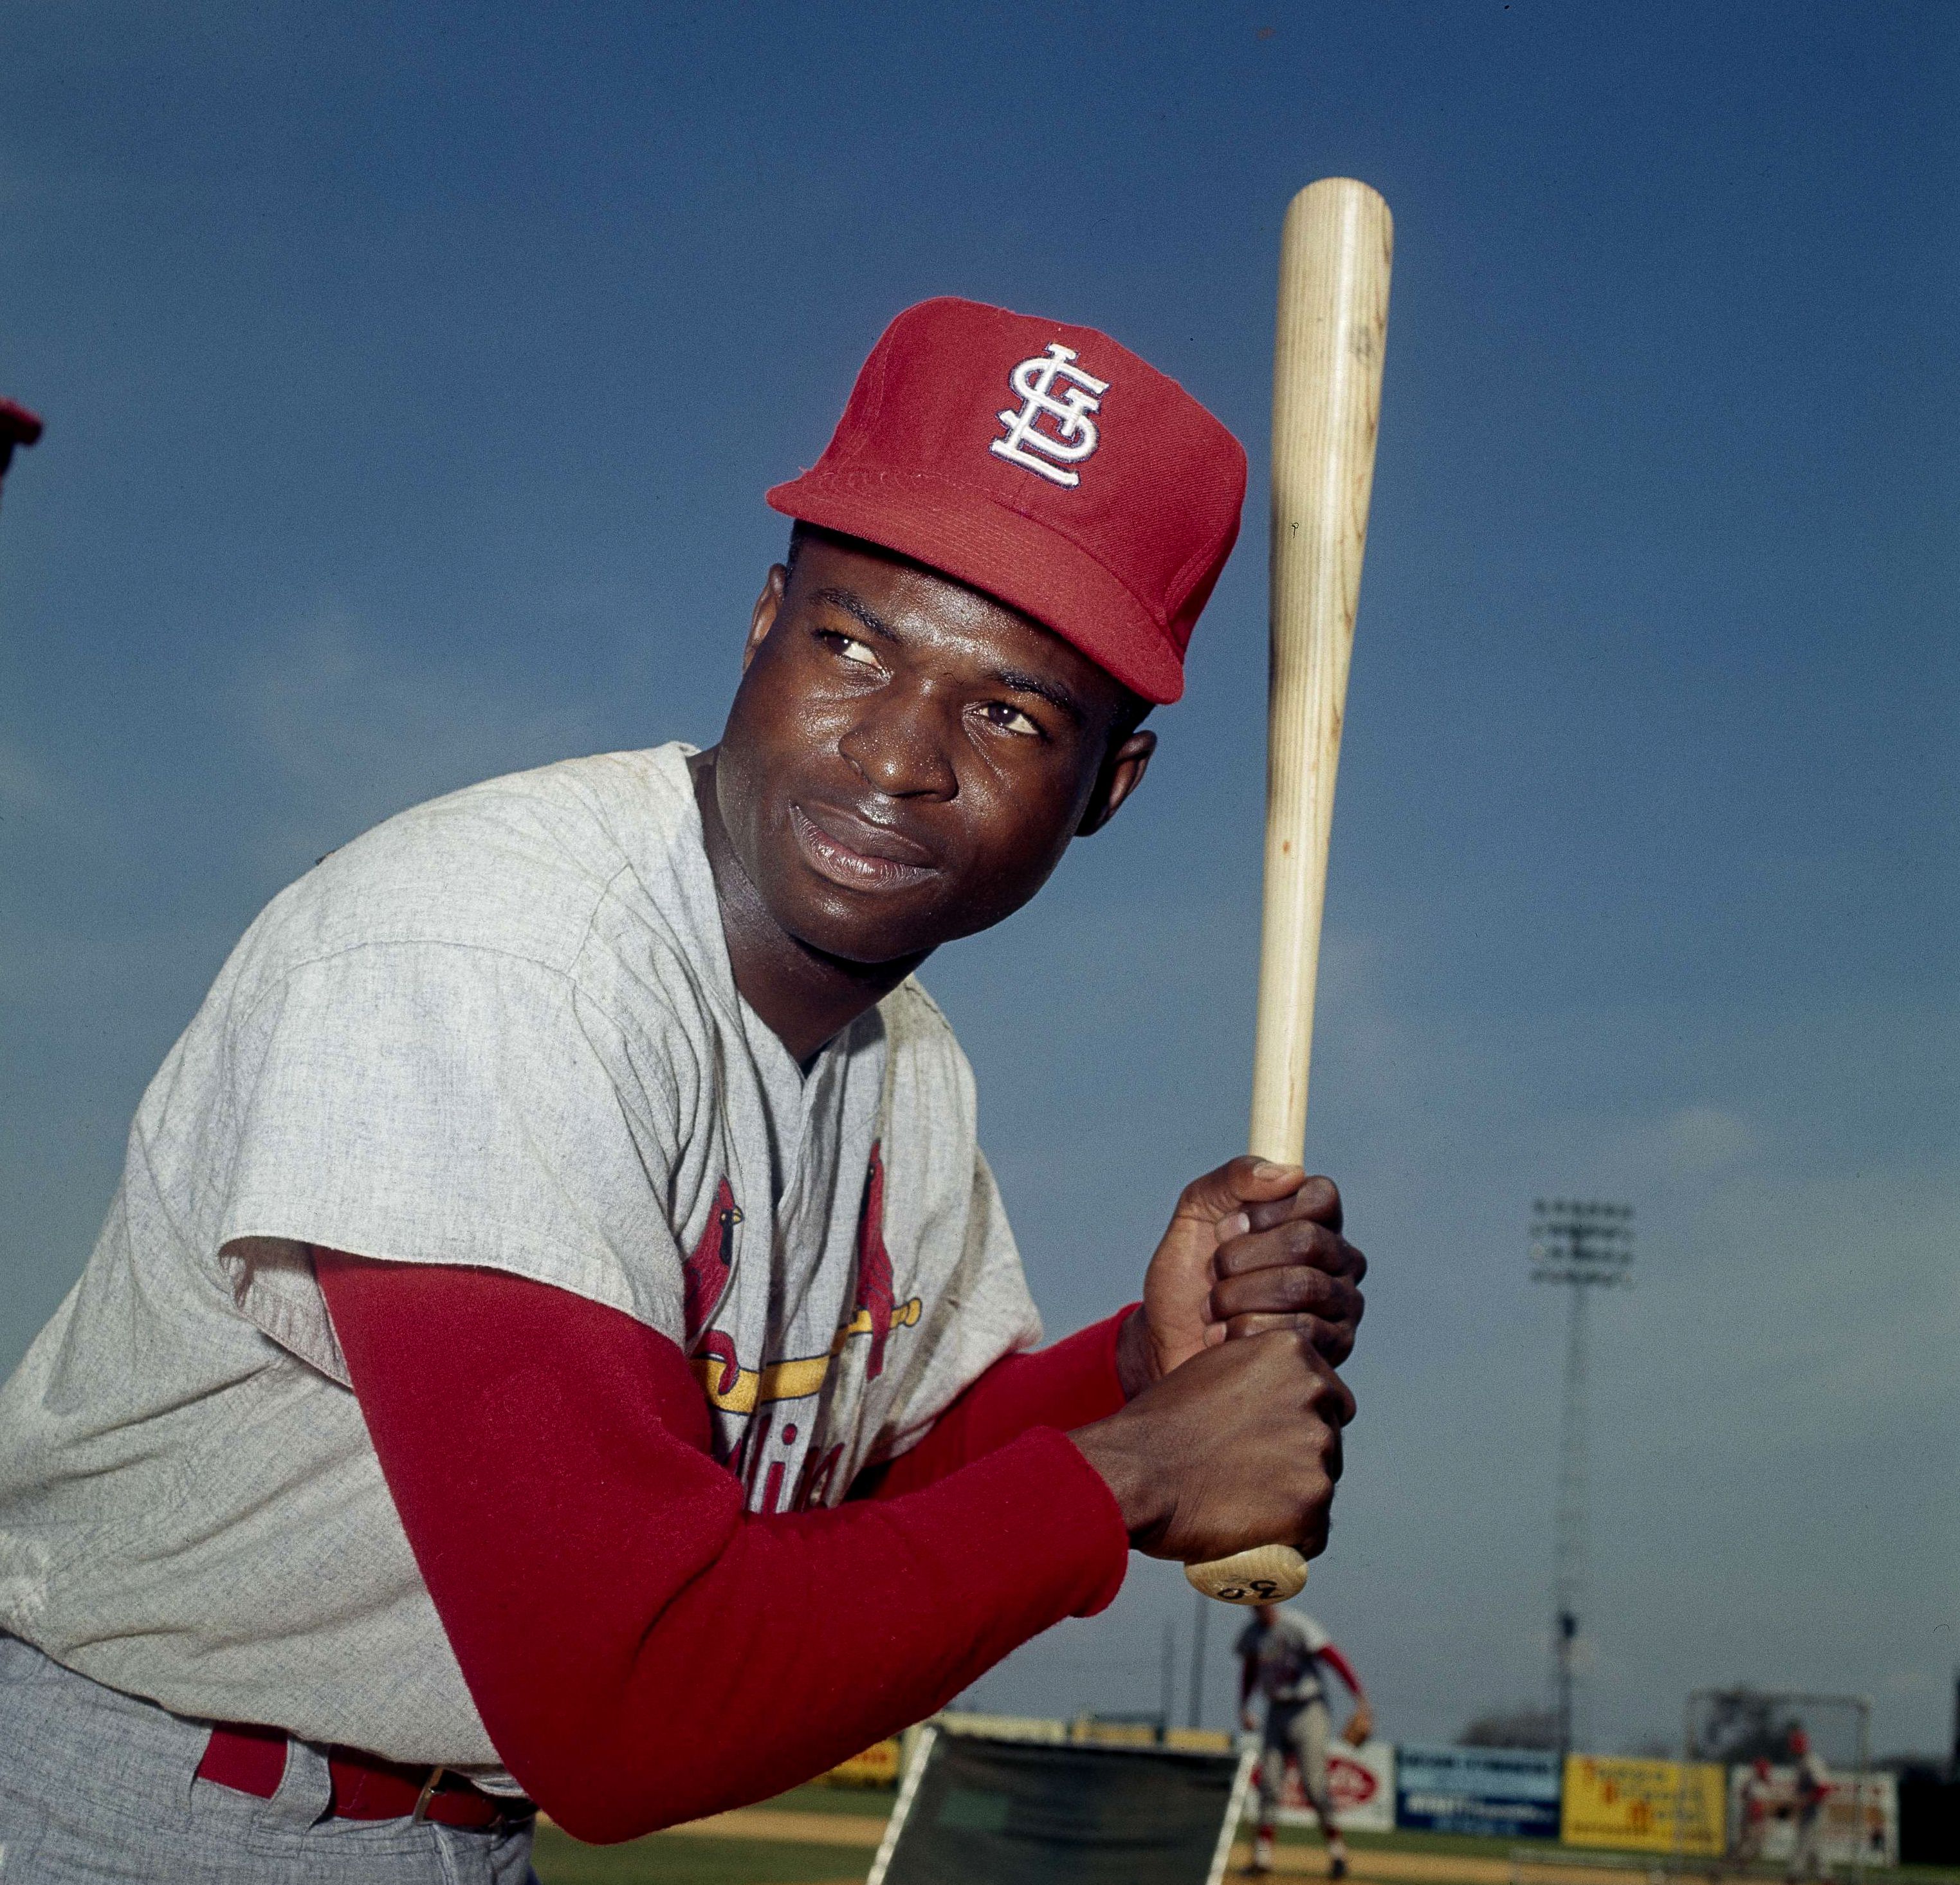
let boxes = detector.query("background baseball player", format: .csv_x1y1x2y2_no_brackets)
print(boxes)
1787,1729,1833,1883
1734,1756,1775,1873
0,398,41,505
0,299,1369,1880
1238,1601,1373,1877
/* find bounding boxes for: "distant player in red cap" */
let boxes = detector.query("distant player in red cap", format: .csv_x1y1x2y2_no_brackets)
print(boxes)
0,398,43,505
0,300,1366,1879
1735,1755,1775,1873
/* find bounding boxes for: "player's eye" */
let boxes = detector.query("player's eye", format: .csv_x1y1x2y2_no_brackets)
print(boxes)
978,702,1043,738
816,629,882,670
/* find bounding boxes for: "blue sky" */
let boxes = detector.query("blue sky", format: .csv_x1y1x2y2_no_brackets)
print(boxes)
3,1,1955,1755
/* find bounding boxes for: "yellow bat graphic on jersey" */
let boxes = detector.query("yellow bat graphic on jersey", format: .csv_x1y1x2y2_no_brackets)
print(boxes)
691,1297,922,1415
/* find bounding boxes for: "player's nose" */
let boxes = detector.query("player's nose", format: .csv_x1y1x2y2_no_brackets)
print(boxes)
837,682,959,801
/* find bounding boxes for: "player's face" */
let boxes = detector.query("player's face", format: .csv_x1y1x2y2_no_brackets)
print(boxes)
712,532,1155,965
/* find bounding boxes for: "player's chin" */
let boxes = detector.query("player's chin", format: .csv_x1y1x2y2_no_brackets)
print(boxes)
769,869,960,967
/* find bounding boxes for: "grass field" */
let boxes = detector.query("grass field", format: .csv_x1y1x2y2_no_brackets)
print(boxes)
531,1821,866,1884
531,1785,1960,1885
532,1785,884,1885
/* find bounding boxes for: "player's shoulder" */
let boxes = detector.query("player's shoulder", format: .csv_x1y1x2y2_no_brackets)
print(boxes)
230,746,704,995
1282,1607,1332,1648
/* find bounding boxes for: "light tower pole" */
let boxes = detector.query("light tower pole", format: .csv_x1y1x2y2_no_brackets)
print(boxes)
1530,1199,1633,1761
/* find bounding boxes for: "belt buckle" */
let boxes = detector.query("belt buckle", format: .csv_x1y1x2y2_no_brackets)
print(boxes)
411,1765,448,1825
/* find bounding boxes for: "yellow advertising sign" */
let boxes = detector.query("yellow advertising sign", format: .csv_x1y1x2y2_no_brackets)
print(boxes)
1562,1755,1726,1855
825,1738,901,1787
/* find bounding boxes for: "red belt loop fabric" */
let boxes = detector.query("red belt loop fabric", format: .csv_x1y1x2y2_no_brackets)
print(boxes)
196,1724,531,1831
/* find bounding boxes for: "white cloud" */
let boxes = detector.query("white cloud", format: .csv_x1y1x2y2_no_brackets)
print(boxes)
1659,1103,1760,1175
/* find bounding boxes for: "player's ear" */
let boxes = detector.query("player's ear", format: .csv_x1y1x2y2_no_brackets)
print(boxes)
1077,728,1156,836
742,565,789,672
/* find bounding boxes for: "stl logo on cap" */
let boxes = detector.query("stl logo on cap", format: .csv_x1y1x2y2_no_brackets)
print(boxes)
989,342,1110,489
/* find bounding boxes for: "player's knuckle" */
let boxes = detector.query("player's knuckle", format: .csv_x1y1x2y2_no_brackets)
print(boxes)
1274,1267,1315,1309
1310,1370,1356,1426
1247,1197,1287,1233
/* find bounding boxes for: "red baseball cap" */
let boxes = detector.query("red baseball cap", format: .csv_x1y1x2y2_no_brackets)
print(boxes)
767,298,1245,704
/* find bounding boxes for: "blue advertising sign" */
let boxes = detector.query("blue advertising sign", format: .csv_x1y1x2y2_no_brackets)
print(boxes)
1395,1743,1562,1840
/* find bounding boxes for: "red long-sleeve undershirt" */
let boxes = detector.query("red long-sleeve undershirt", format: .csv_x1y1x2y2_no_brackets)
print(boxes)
1316,1643,1364,1698
315,1255,1133,1843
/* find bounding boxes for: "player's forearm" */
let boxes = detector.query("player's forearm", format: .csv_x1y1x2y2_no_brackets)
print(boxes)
319,1255,1128,1842
855,1306,1135,1499
551,1432,1122,1836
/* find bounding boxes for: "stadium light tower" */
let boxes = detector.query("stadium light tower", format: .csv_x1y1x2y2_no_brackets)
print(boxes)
1530,1199,1633,1761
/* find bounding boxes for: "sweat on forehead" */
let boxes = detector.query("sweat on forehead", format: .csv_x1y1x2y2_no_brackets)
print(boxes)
767,297,1247,706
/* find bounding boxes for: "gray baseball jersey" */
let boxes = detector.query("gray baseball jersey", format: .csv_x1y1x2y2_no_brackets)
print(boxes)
1236,1607,1334,1705
0,744,1043,1788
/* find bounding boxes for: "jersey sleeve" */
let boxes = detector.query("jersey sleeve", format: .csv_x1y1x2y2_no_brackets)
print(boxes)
1294,1612,1333,1654
214,944,688,1379
317,1255,1129,1840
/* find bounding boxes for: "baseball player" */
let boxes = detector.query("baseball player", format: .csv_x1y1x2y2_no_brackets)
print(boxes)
0,397,42,501
1734,1756,1775,1873
1786,1729,1832,1883
0,298,1369,1881
1238,1602,1371,1877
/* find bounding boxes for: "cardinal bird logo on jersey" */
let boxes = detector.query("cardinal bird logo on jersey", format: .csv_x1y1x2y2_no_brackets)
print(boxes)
853,1142,895,1379
681,1154,919,1477
683,1177,742,1396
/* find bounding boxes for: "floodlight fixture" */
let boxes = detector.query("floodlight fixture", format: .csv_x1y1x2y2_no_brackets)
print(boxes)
1529,1197,1635,1761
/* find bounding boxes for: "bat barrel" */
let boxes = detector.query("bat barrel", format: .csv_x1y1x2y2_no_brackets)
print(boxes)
1250,176,1392,1166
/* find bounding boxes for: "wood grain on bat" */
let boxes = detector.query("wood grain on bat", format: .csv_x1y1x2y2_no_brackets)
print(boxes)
1186,177,1391,1607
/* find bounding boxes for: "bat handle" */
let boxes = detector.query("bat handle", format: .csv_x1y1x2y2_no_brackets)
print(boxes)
1184,1543,1308,1605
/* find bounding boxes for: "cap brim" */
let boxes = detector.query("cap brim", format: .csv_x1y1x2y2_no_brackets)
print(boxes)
765,468,1186,705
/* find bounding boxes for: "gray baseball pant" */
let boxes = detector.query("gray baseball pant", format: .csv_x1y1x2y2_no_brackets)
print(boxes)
0,1633,538,1883
1258,1695,1336,1826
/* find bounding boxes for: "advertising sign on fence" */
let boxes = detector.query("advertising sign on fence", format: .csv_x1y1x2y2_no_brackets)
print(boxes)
1395,1744,1562,1839
1730,1765,1898,1868
825,1738,901,1786
1562,1755,1726,1855
1268,1738,1397,1832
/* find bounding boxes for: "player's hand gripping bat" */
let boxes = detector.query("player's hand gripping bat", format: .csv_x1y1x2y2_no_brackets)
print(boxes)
1182,178,1393,1606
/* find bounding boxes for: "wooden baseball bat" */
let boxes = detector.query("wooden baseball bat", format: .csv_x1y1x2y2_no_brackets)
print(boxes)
1184,178,1393,1606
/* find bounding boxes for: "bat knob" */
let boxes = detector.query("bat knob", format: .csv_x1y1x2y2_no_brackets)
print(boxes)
1183,1543,1308,1606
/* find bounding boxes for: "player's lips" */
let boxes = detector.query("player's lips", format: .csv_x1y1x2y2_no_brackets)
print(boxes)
789,801,939,892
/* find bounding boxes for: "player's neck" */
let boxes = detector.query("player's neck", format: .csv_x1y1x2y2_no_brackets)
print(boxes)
692,752,924,1064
